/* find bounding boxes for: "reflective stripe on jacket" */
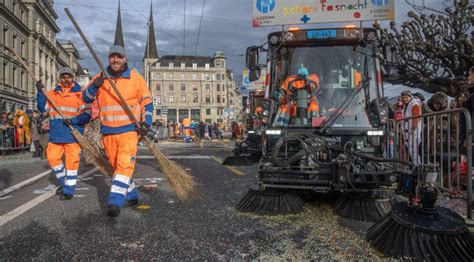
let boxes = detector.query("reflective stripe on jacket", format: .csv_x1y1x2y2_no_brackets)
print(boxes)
83,67,153,135
280,73,321,116
37,82,91,143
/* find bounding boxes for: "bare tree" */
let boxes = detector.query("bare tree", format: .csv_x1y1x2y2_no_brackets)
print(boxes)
376,0,473,96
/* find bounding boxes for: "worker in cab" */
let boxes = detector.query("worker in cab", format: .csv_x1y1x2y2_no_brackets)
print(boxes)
82,45,153,217
36,67,92,200
274,65,320,126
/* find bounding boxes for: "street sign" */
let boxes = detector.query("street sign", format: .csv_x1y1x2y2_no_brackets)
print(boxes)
162,106,168,115
252,0,396,27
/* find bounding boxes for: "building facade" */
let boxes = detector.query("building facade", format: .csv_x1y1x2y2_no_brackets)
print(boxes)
0,0,83,112
147,53,241,124
142,5,241,124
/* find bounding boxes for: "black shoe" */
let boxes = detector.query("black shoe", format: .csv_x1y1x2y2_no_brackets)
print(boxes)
125,199,139,207
106,205,120,217
60,194,73,200
56,186,64,195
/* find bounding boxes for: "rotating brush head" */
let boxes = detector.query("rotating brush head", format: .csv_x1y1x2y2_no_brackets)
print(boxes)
367,201,474,260
236,187,304,215
333,190,393,222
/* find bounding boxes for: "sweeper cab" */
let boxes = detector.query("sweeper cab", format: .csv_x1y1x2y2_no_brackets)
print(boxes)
248,27,397,193
223,90,267,166
237,27,404,220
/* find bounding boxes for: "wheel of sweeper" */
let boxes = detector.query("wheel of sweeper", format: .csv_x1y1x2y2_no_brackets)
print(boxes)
333,189,394,222
367,201,474,261
236,185,304,215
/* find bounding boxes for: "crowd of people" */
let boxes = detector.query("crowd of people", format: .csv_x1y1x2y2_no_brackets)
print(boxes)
0,109,50,157
390,67,474,173
166,120,245,142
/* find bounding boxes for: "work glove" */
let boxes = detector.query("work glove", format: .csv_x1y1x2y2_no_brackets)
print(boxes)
138,122,149,137
62,119,72,127
36,81,45,93
92,73,105,89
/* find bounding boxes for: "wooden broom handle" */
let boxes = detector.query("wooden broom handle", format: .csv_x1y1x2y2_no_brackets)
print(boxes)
6,46,68,122
65,8,140,128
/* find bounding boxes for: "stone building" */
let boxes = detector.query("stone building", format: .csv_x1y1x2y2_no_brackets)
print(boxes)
142,4,241,124
0,0,83,111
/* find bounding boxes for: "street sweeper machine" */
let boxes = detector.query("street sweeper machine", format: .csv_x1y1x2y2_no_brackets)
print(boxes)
238,26,401,218
236,26,474,259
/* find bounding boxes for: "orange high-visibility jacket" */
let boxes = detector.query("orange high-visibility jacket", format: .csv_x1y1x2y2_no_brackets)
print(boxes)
83,67,153,134
37,82,91,143
280,73,320,115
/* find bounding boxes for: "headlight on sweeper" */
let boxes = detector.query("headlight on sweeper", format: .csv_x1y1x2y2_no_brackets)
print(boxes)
265,129,282,135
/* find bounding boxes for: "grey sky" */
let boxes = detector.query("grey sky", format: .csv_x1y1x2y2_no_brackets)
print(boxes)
53,0,444,80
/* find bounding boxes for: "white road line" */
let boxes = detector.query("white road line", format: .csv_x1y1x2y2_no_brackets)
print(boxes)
0,170,52,197
0,167,98,227
137,155,211,159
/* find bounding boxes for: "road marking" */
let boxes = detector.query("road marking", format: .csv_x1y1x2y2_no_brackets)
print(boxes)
0,195,13,200
137,155,211,159
0,167,98,227
0,170,52,197
210,156,246,176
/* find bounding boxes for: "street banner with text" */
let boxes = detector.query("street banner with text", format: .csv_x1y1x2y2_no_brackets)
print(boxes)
253,0,395,27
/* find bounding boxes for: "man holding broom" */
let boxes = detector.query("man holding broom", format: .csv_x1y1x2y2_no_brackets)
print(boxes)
36,67,92,200
83,45,153,217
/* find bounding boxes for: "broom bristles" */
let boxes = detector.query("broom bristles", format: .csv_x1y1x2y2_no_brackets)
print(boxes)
71,128,113,177
144,137,197,200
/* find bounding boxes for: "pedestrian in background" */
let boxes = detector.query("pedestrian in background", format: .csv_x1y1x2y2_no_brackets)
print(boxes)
30,110,43,158
401,90,422,165
0,112,9,148
13,108,31,149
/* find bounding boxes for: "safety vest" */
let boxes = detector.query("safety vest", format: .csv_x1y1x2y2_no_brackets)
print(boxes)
280,73,320,115
90,70,152,128
39,82,91,143
47,83,90,121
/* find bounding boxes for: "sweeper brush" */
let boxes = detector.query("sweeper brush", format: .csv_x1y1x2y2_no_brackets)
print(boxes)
333,190,393,222
367,201,474,260
367,165,474,260
236,186,303,215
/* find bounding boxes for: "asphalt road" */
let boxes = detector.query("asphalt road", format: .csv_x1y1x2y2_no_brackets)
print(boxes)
0,140,381,260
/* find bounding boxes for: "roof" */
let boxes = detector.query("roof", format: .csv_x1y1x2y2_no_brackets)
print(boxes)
214,50,225,58
155,55,215,68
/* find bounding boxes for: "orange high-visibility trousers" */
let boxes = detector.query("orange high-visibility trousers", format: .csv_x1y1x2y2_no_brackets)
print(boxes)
102,131,138,178
46,142,81,196
102,131,139,207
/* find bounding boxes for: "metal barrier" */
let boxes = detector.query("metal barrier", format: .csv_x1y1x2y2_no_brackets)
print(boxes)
0,126,30,154
389,108,472,219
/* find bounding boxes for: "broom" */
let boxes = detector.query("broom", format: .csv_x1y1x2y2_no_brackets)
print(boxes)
6,47,114,177
65,8,197,200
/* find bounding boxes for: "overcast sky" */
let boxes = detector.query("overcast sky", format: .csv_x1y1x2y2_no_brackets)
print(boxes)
53,0,444,80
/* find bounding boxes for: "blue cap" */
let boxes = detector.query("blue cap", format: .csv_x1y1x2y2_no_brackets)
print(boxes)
298,64,309,78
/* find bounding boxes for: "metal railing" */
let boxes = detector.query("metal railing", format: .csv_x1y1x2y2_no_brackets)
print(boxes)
0,126,31,154
388,108,472,219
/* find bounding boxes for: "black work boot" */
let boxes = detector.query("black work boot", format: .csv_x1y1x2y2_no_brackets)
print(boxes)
60,194,73,200
106,205,120,217
56,186,64,195
125,199,139,207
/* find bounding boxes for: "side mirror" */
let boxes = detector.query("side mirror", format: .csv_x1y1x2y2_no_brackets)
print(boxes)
249,69,261,82
246,46,260,70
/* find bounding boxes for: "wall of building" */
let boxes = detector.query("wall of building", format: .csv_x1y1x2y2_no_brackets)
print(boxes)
0,0,82,112
147,56,241,125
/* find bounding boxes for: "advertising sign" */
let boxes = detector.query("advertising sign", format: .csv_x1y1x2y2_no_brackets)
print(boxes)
253,0,395,27
242,69,267,91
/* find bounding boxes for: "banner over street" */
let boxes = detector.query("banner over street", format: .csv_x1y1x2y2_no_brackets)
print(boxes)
252,0,395,27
